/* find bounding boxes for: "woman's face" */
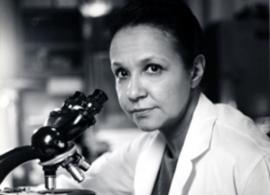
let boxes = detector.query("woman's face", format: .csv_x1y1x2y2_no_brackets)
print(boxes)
109,25,193,132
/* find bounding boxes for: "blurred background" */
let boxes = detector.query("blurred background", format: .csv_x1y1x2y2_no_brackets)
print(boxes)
0,0,269,188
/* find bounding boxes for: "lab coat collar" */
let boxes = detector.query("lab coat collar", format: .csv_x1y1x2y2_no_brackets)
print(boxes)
134,132,166,195
179,93,217,160
169,93,217,195
134,93,217,195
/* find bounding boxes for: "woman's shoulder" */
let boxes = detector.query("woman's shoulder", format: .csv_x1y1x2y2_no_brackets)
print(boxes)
76,131,160,194
212,103,270,159
123,131,160,155
89,131,159,172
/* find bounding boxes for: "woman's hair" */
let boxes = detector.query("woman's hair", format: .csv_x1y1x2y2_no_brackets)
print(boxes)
110,0,204,70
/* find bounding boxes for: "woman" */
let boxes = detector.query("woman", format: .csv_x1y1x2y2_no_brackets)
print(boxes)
59,0,270,194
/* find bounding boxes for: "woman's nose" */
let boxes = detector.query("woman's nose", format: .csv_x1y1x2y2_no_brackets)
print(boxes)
126,77,147,102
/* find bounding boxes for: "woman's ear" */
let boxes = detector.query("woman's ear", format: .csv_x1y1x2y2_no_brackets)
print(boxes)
190,54,205,88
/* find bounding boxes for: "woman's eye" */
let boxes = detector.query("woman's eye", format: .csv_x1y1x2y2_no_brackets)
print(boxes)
115,68,128,79
145,64,163,74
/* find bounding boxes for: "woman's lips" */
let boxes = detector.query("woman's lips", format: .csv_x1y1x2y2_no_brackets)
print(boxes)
129,107,155,117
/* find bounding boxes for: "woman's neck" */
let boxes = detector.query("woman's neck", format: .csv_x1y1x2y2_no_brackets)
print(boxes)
160,90,200,159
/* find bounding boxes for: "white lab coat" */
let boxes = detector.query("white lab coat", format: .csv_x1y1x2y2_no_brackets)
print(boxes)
58,94,270,195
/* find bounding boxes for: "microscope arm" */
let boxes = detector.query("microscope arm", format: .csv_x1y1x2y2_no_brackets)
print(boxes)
0,89,107,190
0,146,41,184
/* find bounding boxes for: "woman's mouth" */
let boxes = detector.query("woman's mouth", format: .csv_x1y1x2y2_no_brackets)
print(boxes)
130,108,155,117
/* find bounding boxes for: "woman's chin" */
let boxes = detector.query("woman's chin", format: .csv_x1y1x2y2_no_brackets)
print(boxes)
131,114,163,132
135,121,159,132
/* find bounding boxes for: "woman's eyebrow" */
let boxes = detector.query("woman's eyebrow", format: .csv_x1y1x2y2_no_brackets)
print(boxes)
140,56,167,65
111,61,123,68
111,56,167,69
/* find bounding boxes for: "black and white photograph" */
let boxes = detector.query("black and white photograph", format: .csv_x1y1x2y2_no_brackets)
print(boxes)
0,0,269,194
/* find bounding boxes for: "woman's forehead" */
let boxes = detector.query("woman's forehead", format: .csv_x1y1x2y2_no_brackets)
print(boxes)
110,25,178,57
109,25,185,71
111,24,175,43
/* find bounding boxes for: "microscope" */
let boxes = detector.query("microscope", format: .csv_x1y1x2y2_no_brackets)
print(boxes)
0,89,108,195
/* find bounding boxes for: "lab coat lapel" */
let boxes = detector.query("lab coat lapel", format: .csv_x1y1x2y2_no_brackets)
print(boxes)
169,94,217,195
134,94,217,195
134,132,166,195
